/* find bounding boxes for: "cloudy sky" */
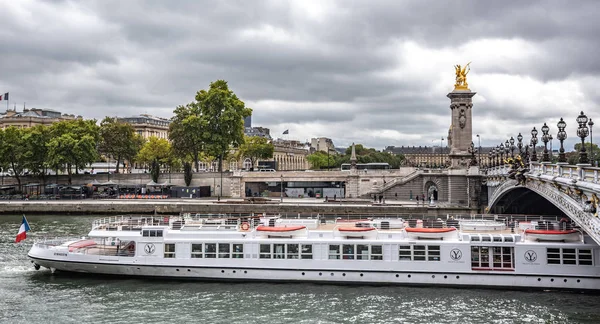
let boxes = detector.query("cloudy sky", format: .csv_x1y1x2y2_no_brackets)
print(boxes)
2,0,598,150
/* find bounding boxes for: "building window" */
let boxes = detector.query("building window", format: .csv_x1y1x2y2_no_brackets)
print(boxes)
191,244,203,258
164,243,175,258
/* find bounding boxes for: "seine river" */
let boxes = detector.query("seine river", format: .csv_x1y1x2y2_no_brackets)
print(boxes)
1,214,600,324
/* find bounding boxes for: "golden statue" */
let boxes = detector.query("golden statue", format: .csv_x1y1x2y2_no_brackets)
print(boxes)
454,62,471,90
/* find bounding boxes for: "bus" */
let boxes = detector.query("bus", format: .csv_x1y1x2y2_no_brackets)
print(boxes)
340,163,391,171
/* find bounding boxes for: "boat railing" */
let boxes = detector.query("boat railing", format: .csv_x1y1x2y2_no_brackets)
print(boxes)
92,215,173,230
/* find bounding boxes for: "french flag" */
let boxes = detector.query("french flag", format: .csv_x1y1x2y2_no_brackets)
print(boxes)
15,215,31,243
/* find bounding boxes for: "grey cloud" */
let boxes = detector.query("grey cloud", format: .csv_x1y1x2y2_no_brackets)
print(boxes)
0,0,599,150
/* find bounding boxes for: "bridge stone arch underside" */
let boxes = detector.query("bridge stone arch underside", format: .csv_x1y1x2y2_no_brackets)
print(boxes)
488,179,600,243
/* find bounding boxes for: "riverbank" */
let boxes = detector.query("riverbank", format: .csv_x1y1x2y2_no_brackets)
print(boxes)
0,198,478,216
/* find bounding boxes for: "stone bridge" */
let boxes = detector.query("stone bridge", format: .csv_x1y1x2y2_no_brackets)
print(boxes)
487,162,600,244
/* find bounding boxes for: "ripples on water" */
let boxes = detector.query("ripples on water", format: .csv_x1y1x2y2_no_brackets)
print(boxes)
1,215,600,324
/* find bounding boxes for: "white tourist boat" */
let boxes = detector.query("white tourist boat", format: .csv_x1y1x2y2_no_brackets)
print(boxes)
27,214,600,291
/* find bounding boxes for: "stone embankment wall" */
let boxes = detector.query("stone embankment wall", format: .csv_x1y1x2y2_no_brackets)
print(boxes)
0,201,478,217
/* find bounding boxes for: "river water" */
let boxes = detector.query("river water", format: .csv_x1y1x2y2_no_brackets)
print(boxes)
1,214,600,324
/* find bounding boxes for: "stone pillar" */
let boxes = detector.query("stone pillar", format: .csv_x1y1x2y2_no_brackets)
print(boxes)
447,90,476,169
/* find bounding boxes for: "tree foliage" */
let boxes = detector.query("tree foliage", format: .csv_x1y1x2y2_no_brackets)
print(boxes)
136,137,174,181
196,80,252,171
99,117,144,173
237,135,274,170
47,120,100,184
306,144,405,170
0,127,28,187
23,125,52,184
169,103,205,171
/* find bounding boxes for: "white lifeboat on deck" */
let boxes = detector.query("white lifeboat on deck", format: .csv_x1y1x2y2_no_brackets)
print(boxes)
524,229,581,242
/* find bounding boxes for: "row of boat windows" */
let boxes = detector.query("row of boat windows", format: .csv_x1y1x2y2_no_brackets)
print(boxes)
470,236,514,242
471,246,514,269
142,230,163,237
327,244,383,260
156,244,593,267
547,248,593,266
399,245,440,261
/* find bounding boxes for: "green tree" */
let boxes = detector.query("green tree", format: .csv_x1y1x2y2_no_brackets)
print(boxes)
98,117,144,173
47,120,100,184
573,143,600,165
23,125,52,184
136,137,172,182
0,127,28,187
196,80,252,172
237,136,274,170
169,103,205,172
306,151,336,170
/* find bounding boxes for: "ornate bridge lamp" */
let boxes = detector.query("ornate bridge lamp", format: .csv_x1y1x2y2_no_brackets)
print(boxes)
541,123,550,162
517,133,523,156
509,137,515,158
557,118,567,163
504,140,510,161
589,118,594,166
491,148,496,167
468,141,477,166
530,127,538,162
499,143,505,165
488,150,494,168
577,111,589,164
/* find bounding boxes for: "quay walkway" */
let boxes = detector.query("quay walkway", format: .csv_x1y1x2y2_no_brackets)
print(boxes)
0,198,476,217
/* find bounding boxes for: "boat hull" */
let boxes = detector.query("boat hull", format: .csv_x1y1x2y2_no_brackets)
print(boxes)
28,255,600,292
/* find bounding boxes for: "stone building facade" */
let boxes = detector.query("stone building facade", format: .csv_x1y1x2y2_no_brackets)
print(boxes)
0,108,80,129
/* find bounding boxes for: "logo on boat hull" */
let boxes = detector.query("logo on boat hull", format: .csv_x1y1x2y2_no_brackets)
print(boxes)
144,243,156,255
450,248,462,261
524,250,537,262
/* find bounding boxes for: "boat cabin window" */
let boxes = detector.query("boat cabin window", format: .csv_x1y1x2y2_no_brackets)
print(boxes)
205,243,217,258
191,244,203,258
371,245,383,260
287,244,299,259
218,243,230,258
274,244,285,259
471,246,514,270
398,245,440,262
301,245,313,259
260,244,272,259
164,243,175,258
471,236,480,242
547,248,593,266
142,229,163,237
233,244,244,258
329,245,341,259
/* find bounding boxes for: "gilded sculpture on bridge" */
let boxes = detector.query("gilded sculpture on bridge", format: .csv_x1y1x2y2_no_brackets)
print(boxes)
507,155,529,186
454,62,471,90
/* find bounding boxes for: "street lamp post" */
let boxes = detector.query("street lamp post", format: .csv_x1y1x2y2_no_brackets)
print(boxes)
440,137,444,168
499,144,505,165
280,174,283,202
577,111,590,164
517,133,523,156
557,118,567,163
504,140,510,161
488,150,493,168
530,127,538,162
509,136,515,158
548,134,553,161
589,118,595,166
541,123,550,162
476,134,481,166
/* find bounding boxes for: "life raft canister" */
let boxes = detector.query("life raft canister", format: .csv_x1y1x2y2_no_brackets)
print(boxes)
241,222,250,231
